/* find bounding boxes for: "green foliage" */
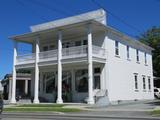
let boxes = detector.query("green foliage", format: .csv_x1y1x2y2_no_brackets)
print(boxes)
151,109,160,116
17,104,64,107
139,26,160,77
4,104,81,112
4,107,81,112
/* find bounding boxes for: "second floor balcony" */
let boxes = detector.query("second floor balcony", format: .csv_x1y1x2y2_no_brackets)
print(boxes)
16,45,107,66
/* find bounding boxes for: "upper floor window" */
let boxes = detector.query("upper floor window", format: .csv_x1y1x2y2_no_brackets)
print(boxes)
127,45,130,59
144,52,147,65
115,41,119,56
136,49,139,62
142,76,146,90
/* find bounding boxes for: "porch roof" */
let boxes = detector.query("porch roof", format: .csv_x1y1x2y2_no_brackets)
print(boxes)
9,20,153,52
9,20,105,44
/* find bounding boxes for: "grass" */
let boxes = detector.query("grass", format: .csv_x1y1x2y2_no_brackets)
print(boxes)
4,107,81,112
17,104,64,108
151,109,160,116
4,104,81,113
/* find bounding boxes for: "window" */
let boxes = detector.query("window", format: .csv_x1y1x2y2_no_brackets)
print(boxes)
94,68,101,89
136,49,139,62
75,41,81,46
148,77,151,90
42,72,55,93
83,40,88,45
127,45,130,59
115,41,119,55
144,52,147,65
134,74,138,90
142,76,146,90
43,46,48,51
75,69,88,92
49,45,55,50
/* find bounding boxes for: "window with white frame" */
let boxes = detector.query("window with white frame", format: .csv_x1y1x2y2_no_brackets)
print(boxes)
75,69,88,92
136,49,139,62
142,76,146,90
127,45,130,59
134,73,138,90
144,52,147,65
42,72,56,93
148,76,151,90
115,41,119,56
94,68,101,89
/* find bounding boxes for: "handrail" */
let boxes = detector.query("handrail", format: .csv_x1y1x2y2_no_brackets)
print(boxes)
16,45,106,64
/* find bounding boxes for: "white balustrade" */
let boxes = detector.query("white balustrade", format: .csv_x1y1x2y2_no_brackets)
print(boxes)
92,45,106,59
62,45,87,59
16,45,106,65
39,49,57,62
16,53,36,64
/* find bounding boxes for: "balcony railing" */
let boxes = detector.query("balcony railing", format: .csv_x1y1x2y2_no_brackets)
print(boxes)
16,53,36,64
16,45,106,65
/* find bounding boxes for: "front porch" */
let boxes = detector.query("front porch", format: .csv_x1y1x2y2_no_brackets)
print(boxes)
31,63,105,103
10,20,108,105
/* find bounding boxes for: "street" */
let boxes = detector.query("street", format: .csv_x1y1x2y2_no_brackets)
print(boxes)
0,114,159,120
1,100,160,120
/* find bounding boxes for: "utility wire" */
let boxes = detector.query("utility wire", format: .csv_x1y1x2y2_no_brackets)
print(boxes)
91,0,142,34
15,0,49,22
27,0,92,21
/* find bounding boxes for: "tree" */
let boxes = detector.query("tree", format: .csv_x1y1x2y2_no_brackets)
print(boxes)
139,26,160,77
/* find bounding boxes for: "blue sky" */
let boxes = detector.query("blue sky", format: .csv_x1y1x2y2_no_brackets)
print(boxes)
0,0,160,79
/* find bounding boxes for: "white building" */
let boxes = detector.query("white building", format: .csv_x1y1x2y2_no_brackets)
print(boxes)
9,9,154,105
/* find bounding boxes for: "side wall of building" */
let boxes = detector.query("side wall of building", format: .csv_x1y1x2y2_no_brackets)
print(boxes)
106,32,154,103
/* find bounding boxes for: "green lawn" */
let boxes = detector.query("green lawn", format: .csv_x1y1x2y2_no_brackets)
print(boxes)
151,109,160,116
4,104,81,113
17,104,64,108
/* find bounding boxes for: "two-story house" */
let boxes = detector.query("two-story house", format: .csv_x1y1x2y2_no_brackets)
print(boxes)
9,9,154,105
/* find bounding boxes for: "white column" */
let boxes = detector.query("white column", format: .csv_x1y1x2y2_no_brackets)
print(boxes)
56,31,63,104
87,24,94,104
8,80,12,100
33,38,40,103
10,41,17,103
25,80,28,95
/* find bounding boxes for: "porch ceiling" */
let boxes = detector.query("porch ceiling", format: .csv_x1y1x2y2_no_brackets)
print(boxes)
9,20,106,44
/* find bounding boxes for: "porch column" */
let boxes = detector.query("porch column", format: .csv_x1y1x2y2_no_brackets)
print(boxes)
25,80,28,95
10,41,17,103
56,31,63,104
8,79,12,100
33,38,40,103
87,24,94,104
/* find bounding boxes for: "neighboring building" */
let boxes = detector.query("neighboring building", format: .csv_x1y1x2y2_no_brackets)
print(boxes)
9,9,154,105
1,73,31,100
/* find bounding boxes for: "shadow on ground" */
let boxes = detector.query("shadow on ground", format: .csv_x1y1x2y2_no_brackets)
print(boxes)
146,99,160,106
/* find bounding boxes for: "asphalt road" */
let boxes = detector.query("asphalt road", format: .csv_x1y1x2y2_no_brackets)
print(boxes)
0,114,160,120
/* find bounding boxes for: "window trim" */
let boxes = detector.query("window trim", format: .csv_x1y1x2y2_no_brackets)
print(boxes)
127,45,130,60
134,73,138,91
115,41,119,56
142,75,146,91
148,76,151,91
144,52,148,66
136,49,140,63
